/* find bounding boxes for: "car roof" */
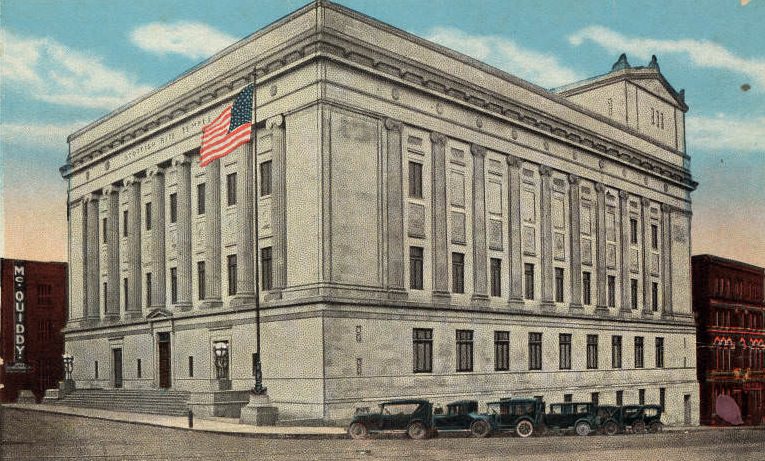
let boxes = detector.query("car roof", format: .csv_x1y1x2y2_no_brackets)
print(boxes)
487,398,538,405
551,402,592,405
446,400,477,406
380,399,430,405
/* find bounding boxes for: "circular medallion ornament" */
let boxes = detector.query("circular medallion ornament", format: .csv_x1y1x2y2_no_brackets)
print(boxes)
391,87,400,100
511,129,518,140
599,160,605,169
622,168,627,177
270,85,278,96
436,103,443,115
543,141,549,151
476,116,483,128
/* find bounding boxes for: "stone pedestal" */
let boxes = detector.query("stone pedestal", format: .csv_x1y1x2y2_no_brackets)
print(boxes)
43,389,61,402
59,379,76,396
213,379,232,391
187,389,250,418
16,390,37,404
239,393,279,426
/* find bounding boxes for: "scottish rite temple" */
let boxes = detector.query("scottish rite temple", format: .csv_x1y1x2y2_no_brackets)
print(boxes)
60,1,698,423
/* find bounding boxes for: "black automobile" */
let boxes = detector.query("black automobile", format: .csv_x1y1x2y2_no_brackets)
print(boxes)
433,400,495,437
484,398,546,437
597,404,664,435
642,405,664,433
544,402,598,436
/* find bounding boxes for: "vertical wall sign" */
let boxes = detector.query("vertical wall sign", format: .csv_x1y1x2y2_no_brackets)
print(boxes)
13,261,27,367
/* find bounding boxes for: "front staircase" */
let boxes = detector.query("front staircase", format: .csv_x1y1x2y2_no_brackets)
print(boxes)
54,388,191,417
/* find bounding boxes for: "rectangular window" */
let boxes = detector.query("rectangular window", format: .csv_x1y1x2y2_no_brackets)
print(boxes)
102,218,108,243
145,202,152,230
635,336,644,368
103,282,108,311
591,392,599,406
227,254,237,296
261,246,273,291
582,271,591,305
169,192,178,223
123,278,129,311
188,356,194,377
631,279,639,309
659,387,666,410
630,218,638,244
607,275,616,307
413,328,433,373
490,258,502,297
651,224,658,249
529,332,542,370
197,261,206,300
555,267,564,303
655,337,665,368
170,267,178,304
652,282,659,312
260,160,272,196
456,330,474,372
37,284,52,305
564,394,573,403
137,359,142,379
226,172,237,206
197,182,206,215
494,331,510,371
612,335,622,368
409,246,424,290
95,361,99,380
524,263,535,300
587,335,599,369
452,252,465,294
408,161,423,198
146,273,152,306
639,389,645,405
616,390,623,406
559,333,572,370
123,210,129,237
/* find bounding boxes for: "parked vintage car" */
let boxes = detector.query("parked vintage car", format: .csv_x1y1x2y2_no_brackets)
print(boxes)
642,405,665,433
484,398,546,437
348,399,494,439
596,404,665,435
544,402,598,436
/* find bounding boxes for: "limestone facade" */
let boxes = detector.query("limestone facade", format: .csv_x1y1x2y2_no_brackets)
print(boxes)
60,1,698,423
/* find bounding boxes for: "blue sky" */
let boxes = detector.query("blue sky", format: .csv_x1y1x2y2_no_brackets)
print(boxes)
1,0,763,265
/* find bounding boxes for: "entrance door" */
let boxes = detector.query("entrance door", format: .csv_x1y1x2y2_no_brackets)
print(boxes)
684,394,691,425
112,348,123,388
158,334,171,389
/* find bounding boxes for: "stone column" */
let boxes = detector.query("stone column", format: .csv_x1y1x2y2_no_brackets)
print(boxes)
385,118,406,297
506,155,524,307
231,142,256,307
539,165,554,308
641,197,652,316
661,203,673,317
202,160,223,309
102,185,120,321
124,176,143,318
83,193,101,322
568,175,583,310
172,155,193,310
268,114,287,299
594,182,608,314
470,144,488,305
430,132,449,301
148,166,166,309
618,190,631,314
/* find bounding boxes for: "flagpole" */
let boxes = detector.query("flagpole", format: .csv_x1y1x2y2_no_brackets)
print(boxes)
251,65,265,395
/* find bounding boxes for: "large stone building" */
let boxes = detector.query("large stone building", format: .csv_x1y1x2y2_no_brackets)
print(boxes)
60,1,698,423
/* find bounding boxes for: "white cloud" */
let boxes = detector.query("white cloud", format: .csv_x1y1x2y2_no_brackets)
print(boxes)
1,29,153,110
425,26,582,88
568,26,765,88
130,22,238,60
1,121,89,149
686,115,765,152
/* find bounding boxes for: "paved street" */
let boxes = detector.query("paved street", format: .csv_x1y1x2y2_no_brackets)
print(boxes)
1,408,763,461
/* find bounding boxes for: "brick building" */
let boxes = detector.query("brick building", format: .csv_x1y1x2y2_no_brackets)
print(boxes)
0,259,68,402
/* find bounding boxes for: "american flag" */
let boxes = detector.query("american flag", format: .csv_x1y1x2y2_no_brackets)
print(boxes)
199,84,254,167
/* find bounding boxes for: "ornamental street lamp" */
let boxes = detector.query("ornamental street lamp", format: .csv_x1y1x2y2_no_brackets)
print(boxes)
213,342,229,382
62,354,74,381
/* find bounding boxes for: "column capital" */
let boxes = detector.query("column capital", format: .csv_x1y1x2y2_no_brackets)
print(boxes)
123,175,141,188
661,203,673,213
171,154,191,168
538,165,552,177
470,144,486,159
430,132,447,146
82,192,100,204
594,182,606,193
146,165,164,178
101,185,119,197
384,118,403,132
618,190,629,201
266,114,284,129
506,154,521,168
567,173,580,185
641,197,651,207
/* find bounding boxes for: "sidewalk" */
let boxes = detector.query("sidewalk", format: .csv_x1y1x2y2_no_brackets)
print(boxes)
3,403,349,439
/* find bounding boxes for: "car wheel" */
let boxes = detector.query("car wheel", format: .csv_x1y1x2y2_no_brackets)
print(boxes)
348,422,369,440
648,422,663,433
604,421,619,436
516,419,534,438
407,421,429,440
470,420,492,438
575,421,592,436
632,420,646,434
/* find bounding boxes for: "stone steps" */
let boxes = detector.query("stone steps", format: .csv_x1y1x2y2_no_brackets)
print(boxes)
55,389,191,417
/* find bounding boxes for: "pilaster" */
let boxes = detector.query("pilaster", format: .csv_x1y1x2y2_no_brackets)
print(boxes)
641,197,652,316
618,190,631,314
123,175,143,318
539,165,554,309
147,166,166,309
267,114,287,300
567,174,583,310
384,118,406,298
661,203,674,318
506,155,524,306
430,132,450,302
83,193,101,322
102,185,120,321
594,182,609,315
201,159,223,309
172,155,193,310
470,144,489,306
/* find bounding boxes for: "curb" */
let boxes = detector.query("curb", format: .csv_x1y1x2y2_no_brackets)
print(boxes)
2,405,350,440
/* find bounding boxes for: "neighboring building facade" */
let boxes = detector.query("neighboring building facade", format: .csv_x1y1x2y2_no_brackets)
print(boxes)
692,255,765,425
0,259,67,402
60,1,698,423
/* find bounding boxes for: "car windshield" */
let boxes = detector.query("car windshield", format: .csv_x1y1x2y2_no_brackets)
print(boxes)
644,408,660,417
381,403,420,415
576,404,591,414
447,405,462,416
